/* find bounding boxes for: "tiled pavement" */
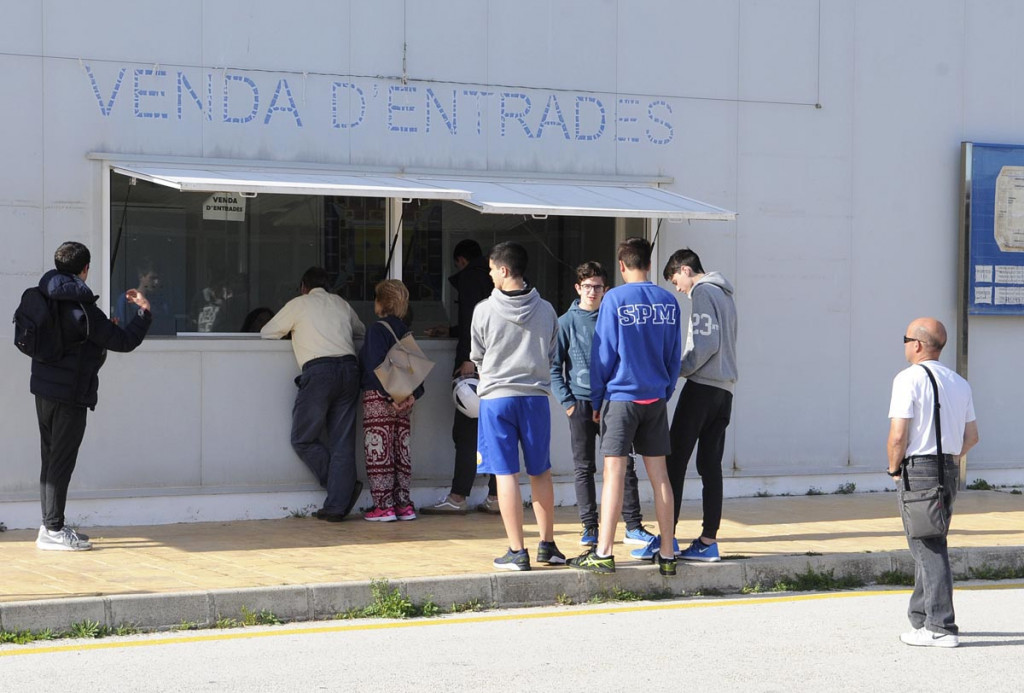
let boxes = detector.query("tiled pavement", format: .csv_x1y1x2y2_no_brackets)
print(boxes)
1,490,1022,632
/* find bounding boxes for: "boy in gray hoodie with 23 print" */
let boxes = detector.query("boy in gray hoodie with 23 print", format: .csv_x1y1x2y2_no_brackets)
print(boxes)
662,248,738,563
471,242,564,572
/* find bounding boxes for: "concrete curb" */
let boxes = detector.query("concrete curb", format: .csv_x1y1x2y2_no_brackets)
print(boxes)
2,547,1023,635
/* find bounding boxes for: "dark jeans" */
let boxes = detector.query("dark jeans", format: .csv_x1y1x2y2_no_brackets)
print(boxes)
568,400,642,529
451,410,496,498
668,381,733,538
36,395,88,531
902,456,959,635
291,356,360,515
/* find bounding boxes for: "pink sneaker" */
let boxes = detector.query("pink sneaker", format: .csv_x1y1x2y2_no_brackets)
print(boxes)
363,506,397,522
395,504,417,521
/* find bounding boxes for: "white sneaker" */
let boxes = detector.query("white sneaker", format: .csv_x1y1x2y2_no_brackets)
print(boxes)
900,627,959,648
419,494,469,515
36,525,93,551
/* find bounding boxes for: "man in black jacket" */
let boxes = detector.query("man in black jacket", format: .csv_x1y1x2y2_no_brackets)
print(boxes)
422,239,498,514
30,242,152,551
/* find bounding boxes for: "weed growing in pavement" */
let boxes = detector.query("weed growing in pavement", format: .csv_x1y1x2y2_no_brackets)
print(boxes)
0,629,54,645
806,487,825,496
742,566,865,594
876,570,914,586
755,490,771,498
589,587,673,604
114,623,140,636
965,563,1024,581
240,606,282,626
448,598,488,614
967,478,993,490
1012,489,1022,495
214,616,241,629
67,620,110,639
835,482,856,495
285,504,318,518
174,620,202,631
690,587,725,597
555,593,574,606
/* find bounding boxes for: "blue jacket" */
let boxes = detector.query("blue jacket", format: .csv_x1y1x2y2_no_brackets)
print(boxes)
359,315,426,399
30,270,151,410
590,281,681,406
550,299,597,410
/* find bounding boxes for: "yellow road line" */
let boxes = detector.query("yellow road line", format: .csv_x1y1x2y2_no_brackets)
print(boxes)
2,583,1021,658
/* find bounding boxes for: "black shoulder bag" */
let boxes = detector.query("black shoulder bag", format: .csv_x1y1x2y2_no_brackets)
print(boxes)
897,365,950,539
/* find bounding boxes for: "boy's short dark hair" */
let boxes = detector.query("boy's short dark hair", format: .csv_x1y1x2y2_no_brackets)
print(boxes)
662,248,705,281
489,241,528,278
54,242,91,275
617,237,652,271
453,239,483,262
575,261,608,285
300,266,329,291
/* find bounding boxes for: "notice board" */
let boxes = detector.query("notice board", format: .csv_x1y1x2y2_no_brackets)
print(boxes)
965,142,1024,315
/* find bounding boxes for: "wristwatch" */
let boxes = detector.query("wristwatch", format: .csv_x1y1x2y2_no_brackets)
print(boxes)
886,467,901,477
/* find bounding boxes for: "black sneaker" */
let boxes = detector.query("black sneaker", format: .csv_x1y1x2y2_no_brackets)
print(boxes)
536,541,566,565
493,548,531,571
567,547,615,574
656,552,677,577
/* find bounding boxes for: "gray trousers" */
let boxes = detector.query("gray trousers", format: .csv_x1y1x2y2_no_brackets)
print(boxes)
902,456,959,635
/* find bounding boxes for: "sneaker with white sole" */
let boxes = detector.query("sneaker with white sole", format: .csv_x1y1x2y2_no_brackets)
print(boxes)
677,538,721,562
579,525,598,546
900,627,959,648
36,525,92,551
493,548,531,571
624,526,656,545
536,541,566,565
476,496,501,514
395,504,417,521
363,506,397,522
419,494,469,515
37,524,90,543
630,536,679,560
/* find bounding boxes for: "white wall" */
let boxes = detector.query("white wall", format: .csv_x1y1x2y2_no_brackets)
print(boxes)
3,0,1022,527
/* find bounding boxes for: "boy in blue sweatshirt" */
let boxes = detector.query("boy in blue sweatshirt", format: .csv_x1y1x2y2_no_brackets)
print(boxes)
472,242,565,571
551,261,654,548
567,238,681,576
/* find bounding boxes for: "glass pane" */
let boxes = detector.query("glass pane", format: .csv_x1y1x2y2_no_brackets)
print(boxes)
404,200,616,335
110,175,387,333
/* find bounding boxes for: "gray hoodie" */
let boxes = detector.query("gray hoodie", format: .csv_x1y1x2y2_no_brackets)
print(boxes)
680,271,738,393
470,287,558,399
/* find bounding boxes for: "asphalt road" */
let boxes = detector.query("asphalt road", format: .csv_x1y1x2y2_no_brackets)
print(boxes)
2,582,1022,692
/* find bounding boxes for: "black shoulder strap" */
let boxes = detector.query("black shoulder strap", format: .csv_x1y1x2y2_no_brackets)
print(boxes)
913,364,945,488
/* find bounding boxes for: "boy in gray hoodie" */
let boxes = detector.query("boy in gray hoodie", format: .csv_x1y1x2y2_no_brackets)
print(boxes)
471,242,564,571
661,248,737,562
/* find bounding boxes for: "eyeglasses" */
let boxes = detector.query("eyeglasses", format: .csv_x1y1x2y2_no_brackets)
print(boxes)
579,284,605,293
903,336,921,344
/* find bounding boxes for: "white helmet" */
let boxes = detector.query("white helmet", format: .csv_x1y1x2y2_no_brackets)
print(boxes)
452,375,481,418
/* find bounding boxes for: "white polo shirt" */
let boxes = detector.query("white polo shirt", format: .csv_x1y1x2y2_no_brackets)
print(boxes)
888,360,976,456
261,288,366,368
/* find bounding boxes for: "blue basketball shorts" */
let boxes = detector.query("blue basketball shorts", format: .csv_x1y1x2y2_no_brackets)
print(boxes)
476,395,552,477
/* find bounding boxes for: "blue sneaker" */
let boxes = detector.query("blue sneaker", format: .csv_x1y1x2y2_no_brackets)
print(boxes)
629,536,679,560
579,525,598,546
624,525,656,545
678,538,721,562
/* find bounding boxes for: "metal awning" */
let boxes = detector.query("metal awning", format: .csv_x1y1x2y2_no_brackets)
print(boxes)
110,164,469,200
417,179,736,221
107,161,734,220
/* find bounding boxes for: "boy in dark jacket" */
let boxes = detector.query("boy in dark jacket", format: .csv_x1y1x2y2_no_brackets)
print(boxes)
30,242,152,551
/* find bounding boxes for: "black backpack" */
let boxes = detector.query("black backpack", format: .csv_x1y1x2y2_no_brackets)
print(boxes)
13,287,66,362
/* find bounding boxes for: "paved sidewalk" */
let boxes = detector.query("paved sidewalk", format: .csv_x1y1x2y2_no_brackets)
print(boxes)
1,491,1023,633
